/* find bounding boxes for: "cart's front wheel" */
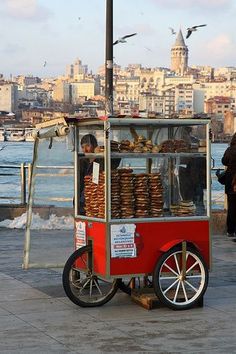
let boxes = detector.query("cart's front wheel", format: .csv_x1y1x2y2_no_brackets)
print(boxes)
62,245,118,307
153,245,208,310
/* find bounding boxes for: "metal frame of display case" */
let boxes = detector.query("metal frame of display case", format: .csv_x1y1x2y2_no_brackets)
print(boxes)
72,117,211,279
74,118,211,223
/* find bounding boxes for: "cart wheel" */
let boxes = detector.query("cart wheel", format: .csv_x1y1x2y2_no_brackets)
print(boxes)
153,245,208,310
62,245,118,307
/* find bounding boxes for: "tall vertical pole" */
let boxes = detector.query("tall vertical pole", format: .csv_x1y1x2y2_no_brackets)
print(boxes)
105,0,113,116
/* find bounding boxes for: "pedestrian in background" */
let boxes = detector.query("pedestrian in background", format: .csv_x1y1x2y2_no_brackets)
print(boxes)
222,133,236,239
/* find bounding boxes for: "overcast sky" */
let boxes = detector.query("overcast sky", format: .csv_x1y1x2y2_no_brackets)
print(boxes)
0,0,235,78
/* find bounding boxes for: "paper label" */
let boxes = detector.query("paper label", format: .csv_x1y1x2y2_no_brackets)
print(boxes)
111,224,136,258
92,162,100,184
75,221,86,249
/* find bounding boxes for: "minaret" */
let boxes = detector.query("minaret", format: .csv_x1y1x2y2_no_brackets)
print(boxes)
171,29,188,76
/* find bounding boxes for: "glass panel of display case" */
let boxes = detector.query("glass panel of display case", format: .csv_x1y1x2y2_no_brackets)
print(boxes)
77,126,105,219
110,124,206,154
110,155,207,219
159,156,207,217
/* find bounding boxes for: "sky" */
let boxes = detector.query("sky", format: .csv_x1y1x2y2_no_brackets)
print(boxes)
0,0,236,78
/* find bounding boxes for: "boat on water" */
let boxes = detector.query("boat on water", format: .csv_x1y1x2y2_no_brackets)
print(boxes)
6,129,25,142
24,128,35,142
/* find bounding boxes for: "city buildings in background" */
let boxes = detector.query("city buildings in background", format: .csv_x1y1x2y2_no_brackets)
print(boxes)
0,30,236,141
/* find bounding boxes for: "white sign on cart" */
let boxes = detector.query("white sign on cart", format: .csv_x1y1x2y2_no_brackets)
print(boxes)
111,224,136,258
75,221,86,249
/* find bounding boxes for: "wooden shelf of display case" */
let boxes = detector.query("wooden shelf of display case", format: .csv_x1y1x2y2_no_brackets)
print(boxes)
110,152,206,158
77,153,105,158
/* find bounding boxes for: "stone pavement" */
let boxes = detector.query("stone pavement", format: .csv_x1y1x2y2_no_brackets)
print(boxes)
0,228,236,353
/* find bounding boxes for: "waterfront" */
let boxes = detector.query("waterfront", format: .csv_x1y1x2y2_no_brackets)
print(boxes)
0,141,227,208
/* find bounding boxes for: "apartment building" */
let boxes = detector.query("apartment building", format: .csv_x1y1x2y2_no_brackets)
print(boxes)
114,77,140,103
162,87,175,118
224,110,236,135
175,84,194,115
139,92,163,114
205,96,235,115
21,108,64,125
52,81,70,103
70,79,100,103
0,83,18,112
201,81,234,100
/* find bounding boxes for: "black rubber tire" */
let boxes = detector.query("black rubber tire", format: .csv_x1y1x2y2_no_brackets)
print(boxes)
62,245,118,307
153,245,209,310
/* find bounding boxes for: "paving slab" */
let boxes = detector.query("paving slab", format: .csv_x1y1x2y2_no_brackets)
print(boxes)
0,228,236,353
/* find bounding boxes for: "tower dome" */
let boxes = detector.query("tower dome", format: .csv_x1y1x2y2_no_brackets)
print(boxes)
171,29,188,75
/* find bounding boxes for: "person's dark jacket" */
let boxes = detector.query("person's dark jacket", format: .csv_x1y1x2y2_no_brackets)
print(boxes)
222,145,236,194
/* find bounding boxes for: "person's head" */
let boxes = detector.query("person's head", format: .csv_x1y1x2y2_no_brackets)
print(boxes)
230,133,236,147
81,134,98,153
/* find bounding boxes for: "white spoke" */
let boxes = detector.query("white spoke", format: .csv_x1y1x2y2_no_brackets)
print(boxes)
181,281,188,301
163,278,179,295
184,280,198,293
186,260,199,274
160,276,177,281
173,280,181,302
79,278,90,294
174,254,181,275
163,263,179,277
94,278,103,295
186,275,202,279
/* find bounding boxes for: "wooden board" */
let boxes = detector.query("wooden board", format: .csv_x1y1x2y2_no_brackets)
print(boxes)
131,288,162,310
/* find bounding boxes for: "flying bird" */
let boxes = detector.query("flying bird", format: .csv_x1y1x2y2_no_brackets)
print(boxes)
0,145,6,151
113,33,137,46
169,27,176,35
186,24,207,39
43,61,47,67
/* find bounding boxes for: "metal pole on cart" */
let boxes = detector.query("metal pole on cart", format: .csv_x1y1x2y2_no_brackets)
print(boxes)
105,0,113,116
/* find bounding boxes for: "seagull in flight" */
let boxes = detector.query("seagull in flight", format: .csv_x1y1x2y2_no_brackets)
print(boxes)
113,33,137,46
0,145,6,151
43,61,47,67
169,27,176,35
186,24,207,39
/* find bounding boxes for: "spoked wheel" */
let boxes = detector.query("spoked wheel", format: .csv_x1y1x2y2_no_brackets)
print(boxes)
153,245,208,310
62,245,118,307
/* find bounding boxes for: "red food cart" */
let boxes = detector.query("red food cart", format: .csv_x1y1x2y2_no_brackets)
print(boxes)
62,117,211,310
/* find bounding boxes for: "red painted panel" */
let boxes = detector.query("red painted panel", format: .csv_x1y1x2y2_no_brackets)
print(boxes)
74,219,210,278
74,219,107,276
110,220,210,276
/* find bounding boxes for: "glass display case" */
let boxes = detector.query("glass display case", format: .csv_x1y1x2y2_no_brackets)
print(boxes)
75,118,210,222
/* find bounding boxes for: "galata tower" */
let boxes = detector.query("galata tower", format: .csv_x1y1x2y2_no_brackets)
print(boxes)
171,29,188,75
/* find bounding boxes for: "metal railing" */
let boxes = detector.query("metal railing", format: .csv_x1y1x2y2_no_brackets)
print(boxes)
0,163,74,205
0,163,226,208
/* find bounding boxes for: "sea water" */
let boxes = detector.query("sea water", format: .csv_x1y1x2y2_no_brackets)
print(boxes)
0,141,227,208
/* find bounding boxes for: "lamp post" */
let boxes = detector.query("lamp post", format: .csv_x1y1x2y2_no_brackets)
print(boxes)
105,0,113,115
